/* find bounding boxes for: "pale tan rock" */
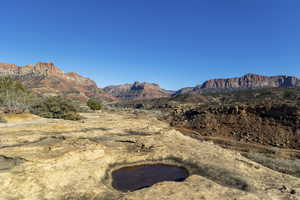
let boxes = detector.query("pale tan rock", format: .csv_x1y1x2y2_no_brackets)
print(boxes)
0,111,299,200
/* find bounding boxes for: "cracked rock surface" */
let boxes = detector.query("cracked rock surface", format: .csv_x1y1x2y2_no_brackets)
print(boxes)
0,111,299,200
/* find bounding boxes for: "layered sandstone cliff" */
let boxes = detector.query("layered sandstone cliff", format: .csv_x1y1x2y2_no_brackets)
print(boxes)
0,62,173,101
176,74,300,94
103,81,174,100
202,73,300,89
0,62,113,101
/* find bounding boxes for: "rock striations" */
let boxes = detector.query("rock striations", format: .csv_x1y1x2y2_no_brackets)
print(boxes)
103,81,174,100
202,73,300,89
176,73,300,95
0,111,299,200
0,62,173,101
0,62,116,101
1,62,299,101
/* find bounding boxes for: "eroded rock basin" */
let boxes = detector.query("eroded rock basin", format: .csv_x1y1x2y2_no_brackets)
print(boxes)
112,164,189,192
0,111,300,200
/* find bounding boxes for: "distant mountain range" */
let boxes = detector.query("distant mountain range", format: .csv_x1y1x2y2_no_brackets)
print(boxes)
0,62,299,101
174,73,300,95
0,62,114,101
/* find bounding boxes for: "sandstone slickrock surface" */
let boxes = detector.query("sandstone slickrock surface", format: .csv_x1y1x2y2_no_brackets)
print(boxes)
0,111,299,200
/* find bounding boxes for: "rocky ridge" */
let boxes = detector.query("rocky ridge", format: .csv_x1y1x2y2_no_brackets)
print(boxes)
0,62,114,101
103,81,174,100
0,62,172,101
170,103,300,149
1,62,300,101
176,73,300,94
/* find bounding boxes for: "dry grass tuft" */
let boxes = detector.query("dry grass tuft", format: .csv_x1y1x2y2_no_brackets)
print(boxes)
0,113,39,122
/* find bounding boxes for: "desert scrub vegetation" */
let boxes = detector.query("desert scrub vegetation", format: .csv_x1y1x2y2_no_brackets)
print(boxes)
30,96,82,120
0,77,36,113
244,153,300,178
202,87,300,104
0,116,7,123
0,77,82,120
87,98,103,110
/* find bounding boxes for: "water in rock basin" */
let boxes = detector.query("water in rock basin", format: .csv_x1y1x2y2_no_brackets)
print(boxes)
112,164,189,192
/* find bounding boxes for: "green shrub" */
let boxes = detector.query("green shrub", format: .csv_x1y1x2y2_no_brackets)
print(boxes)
87,98,102,110
0,77,36,113
283,90,297,99
0,116,7,123
30,96,82,120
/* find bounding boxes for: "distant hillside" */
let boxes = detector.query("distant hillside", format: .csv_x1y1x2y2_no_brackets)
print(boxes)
1,62,299,102
103,81,174,100
176,73,300,95
0,62,115,101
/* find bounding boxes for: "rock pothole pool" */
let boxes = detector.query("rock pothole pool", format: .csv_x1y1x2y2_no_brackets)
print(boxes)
111,164,189,192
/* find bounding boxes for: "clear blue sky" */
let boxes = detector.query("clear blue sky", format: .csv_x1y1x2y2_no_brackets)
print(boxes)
0,0,299,90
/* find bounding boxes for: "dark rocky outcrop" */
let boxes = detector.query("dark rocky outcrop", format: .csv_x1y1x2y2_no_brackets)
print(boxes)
170,103,300,149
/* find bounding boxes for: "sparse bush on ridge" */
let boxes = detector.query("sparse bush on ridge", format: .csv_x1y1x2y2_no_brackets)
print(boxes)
30,96,82,120
87,98,102,110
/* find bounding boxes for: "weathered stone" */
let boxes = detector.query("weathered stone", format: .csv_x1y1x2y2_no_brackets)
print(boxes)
176,73,300,94
103,81,174,100
0,111,299,200
171,103,300,149
0,62,115,101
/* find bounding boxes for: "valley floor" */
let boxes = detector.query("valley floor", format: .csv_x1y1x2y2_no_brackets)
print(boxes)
0,111,299,200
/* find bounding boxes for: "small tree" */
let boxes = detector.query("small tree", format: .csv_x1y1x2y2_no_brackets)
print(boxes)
30,96,82,120
0,77,35,113
87,98,102,110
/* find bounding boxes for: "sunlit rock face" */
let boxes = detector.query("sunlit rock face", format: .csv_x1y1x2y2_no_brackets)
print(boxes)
0,62,115,101
176,74,300,95
0,62,172,101
103,81,174,100
201,73,300,89
0,62,63,77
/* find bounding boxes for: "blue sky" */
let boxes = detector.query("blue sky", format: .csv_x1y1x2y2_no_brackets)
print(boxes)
0,0,299,90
